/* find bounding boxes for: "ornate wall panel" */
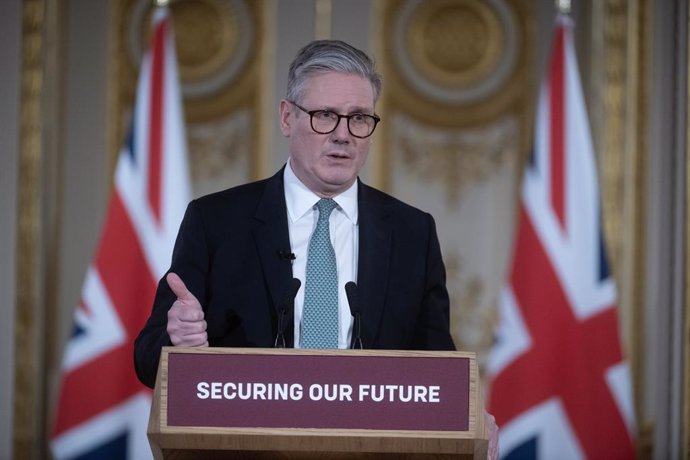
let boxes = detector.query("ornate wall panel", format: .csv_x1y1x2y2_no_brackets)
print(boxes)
110,0,267,197
15,2,46,457
377,0,533,365
588,0,650,453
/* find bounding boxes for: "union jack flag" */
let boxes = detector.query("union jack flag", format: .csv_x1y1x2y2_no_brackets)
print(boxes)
51,6,190,459
487,15,636,459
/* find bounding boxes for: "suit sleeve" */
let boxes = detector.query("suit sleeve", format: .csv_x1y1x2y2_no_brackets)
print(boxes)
412,214,456,351
133,200,209,388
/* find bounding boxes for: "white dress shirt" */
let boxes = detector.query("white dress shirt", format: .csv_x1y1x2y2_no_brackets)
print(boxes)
283,160,358,348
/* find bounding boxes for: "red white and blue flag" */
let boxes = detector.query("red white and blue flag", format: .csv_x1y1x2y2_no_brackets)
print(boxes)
487,15,636,459
51,6,190,459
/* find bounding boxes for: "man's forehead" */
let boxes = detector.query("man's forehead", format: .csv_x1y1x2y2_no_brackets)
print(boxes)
301,72,375,108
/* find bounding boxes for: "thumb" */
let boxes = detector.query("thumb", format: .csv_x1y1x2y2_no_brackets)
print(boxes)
166,272,196,302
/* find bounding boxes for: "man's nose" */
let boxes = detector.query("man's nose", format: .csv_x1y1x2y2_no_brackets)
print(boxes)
329,118,351,143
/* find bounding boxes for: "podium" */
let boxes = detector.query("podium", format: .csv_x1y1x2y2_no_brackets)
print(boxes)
147,347,489,459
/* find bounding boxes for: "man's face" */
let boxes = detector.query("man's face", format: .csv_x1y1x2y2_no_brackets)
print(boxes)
279,72,375,198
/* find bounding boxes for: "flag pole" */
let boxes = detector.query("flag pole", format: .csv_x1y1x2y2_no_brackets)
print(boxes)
556,0,571,15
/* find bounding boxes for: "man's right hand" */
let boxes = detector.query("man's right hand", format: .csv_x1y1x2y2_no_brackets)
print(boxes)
166,272,208,347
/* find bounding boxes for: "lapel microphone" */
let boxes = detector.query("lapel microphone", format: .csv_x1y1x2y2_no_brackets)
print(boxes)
277,250,296,261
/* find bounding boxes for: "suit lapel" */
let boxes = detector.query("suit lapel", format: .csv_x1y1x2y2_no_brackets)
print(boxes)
252,168,294,342
357,182,391,347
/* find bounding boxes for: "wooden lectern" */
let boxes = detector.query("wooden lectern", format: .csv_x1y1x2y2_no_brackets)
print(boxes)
147,347,489,459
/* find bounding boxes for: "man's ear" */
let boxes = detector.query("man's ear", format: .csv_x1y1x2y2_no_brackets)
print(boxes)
279,99,292,137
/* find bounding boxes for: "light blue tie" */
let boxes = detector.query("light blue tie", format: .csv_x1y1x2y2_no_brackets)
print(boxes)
301,198,339,348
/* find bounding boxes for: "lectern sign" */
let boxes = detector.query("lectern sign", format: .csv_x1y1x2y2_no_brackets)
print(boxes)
166,349,470,432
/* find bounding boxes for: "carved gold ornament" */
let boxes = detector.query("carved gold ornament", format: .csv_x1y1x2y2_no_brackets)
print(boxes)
393,114,518,203
392,0,519,105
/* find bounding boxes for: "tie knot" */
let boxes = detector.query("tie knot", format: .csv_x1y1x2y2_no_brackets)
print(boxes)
316,198,337,220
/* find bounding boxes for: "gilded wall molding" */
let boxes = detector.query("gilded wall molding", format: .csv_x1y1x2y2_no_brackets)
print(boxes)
382,0,528,121
315,0,332,40
14,0,45,457
393,113,517,205
377,0,531,364
590,0,649,453
380,0,532,199
109,0,265,194
393,0,519,107
445,251,494,363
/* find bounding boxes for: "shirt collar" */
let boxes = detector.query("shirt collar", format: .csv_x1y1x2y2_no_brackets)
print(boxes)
284,159,358,224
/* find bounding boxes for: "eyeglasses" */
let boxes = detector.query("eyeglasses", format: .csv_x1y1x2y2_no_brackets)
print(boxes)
289,101,380,139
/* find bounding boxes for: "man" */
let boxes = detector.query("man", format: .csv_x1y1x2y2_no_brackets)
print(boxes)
134,38,498,458
134,40,456,387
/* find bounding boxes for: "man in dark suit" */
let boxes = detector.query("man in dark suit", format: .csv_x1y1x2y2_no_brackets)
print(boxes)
134,39,455,389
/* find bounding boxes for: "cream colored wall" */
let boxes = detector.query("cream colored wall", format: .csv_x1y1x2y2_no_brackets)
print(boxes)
269,0,315,175
646,1,686,456
53,0,111,393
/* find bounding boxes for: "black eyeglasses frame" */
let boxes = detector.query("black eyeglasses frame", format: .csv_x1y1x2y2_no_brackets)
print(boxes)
289,101,381,139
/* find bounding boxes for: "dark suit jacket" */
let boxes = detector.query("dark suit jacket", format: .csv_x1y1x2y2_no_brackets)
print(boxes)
134,168,455,388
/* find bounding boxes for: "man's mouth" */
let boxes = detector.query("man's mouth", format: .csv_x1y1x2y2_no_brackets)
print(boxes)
326,152,350,159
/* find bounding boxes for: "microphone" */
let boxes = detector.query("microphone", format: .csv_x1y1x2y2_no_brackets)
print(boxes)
345,281,363,349
274,278,301,348
277,250,296,262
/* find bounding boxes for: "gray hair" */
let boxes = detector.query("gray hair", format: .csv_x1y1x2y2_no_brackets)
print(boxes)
286,40,382,104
